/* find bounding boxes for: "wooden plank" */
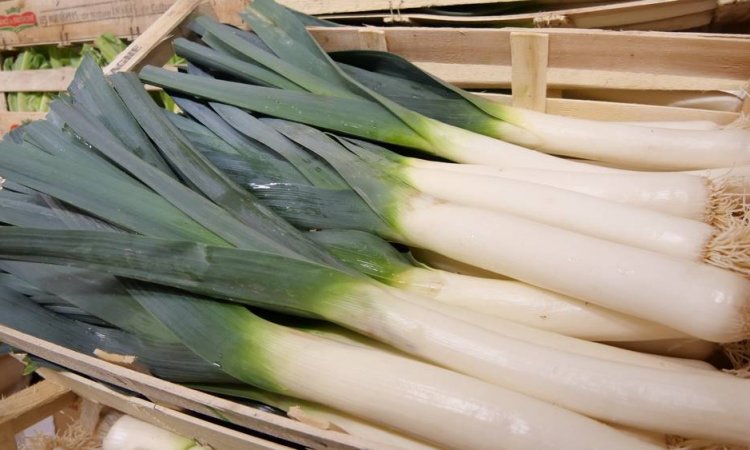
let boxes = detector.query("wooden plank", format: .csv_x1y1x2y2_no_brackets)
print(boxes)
0,324,381,450
0,67,74,92
414,62,745,91
104,0,205,74
0,380,77,434
481,92,740,124
0,354,24,394
0,111,46,135
357,29,388,51
308,26,750,83
323,0,716,30
615,10,715,31
556,0,714,29
0,424,16,450
713,0,750,26
510,32,549,112
0,0,175,49
278,0,516,15
0,67,171,92
3,26,748,94
0,54,7,111
78,399,103,434
39,369,292,450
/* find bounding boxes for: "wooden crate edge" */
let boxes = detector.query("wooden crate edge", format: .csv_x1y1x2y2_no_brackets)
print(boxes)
0,324,384,450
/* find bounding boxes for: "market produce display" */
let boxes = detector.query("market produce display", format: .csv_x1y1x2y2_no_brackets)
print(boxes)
1,33,127,112
0,0,749,448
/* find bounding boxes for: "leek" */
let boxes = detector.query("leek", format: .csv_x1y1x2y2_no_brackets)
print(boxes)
1,229,748,444
329,49,750,170
158,1,750,172
261,118,750,342
0,60,673,449
103,415,210,450
340,137,739,223
166,105,744,340
0,285,228,383
306,229,684,341
335,136,731,262
2,55,748,446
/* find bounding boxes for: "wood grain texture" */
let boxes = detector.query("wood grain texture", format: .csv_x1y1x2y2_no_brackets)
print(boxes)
308,26,750,85
0,67,75,92
414,62,744,91
104,0,205,74
322,0,716,30
0,325,382,450
0,354,24,394
0,55,6,111
0,380,77,434
40,369,294,450
0,0,174,49
481,92,739,124
0,111,46,135
510,32,549,112
357,29,388,51
278,0,520,15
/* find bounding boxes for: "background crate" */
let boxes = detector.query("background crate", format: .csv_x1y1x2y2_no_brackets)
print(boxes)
0,362,310,450
3,18,750,135
0,324,381,450
2,0,749,136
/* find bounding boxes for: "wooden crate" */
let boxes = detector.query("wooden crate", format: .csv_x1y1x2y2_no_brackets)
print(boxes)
0,363,318,450
2,2,750,135
0,2,749,447
321,0,750,31
0,325,380,450
0,0,210,135
0,0,747,48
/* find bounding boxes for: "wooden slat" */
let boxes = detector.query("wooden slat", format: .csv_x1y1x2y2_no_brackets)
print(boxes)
0,111,46,135
308,26,750,83
77,398,103,435
357,29,388,51
0,354,24,394
277,0,513,15
323,0,716,30
0,54,7,111
561,0,714,29
0,0,174,49
615,10,715,31
39,369,293,450
0,67,171,93
0,380,77,434
0,424,16,450
0,67,74,92
104,0,205,74
414,62,744,91
481,92,740,124
3,25,749,94
713,0,750,26
510,32,549,112
0,325,381,450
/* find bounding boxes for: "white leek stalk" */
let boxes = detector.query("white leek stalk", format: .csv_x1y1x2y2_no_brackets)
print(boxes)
103,415,209,450
395,196,750,343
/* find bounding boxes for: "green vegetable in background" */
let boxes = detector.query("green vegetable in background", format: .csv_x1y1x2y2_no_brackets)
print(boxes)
2,33,182,113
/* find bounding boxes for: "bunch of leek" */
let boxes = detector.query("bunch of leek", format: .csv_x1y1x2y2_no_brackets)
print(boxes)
2,55,750,448
0,58,676,449
1,1,749,447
